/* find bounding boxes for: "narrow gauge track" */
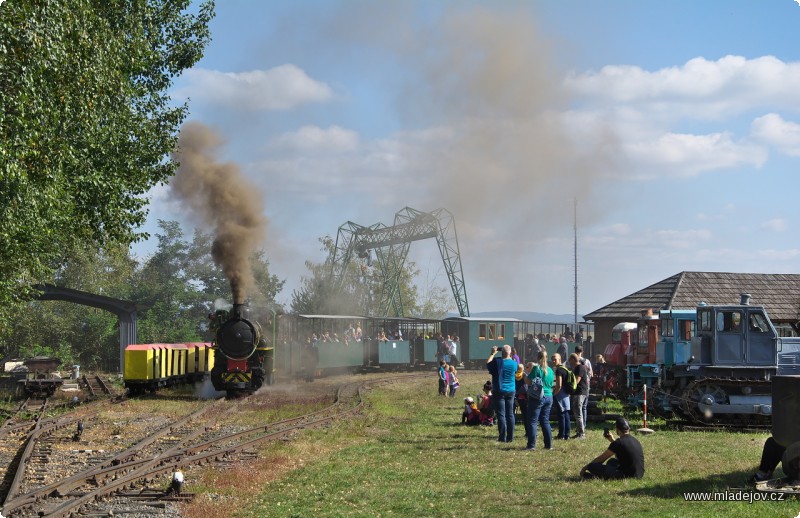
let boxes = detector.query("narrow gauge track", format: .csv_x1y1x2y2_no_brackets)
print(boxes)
0,396,121,508
3,373,425,518
0,397,51,500
81,375,114,398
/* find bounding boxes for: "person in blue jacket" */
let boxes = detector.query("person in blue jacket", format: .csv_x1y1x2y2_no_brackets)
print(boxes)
487,344,519,443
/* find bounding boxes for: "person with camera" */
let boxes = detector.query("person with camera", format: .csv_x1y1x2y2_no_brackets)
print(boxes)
580,417,644,480
487,344,519,443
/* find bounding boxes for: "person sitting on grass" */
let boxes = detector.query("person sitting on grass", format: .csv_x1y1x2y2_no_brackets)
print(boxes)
751,436,800,483
477,381,494,425
580,417,644,480
462,396,481,425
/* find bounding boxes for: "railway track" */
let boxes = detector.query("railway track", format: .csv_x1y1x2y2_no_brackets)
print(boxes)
81,374,114,398
1,373,425,517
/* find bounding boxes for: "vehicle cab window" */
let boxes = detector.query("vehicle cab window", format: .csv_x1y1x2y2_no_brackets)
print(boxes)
748,312,769,333
716,311,743,333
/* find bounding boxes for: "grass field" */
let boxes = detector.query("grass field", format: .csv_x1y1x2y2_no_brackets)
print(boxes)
186,371,799,518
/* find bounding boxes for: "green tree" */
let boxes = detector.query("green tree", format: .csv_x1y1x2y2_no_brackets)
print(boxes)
0,0,215,331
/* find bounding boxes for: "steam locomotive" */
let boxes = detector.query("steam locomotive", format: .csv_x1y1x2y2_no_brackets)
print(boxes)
210,303,274,396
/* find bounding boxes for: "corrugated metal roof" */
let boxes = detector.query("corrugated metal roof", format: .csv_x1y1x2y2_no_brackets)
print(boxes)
584,271,800,322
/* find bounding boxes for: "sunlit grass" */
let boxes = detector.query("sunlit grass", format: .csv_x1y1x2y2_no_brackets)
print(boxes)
181,371,796,518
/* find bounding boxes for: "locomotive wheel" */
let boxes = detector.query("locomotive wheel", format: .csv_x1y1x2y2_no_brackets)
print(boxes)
251,367,265,391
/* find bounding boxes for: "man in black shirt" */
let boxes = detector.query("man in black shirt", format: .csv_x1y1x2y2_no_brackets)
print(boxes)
580,417,644,480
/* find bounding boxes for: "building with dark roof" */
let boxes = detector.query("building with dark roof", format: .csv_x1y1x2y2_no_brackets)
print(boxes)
583,271,800,355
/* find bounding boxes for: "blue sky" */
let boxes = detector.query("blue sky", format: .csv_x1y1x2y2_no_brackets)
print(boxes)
138,0,800,317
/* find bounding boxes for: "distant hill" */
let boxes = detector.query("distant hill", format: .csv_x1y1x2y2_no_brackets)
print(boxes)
449,311,584,323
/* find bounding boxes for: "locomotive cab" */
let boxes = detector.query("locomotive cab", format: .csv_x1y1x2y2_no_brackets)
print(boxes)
693,298,777,370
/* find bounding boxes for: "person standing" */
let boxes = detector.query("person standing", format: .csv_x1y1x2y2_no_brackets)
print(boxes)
575,344,593,428
525,351,554,450
448,365,459,398
580,417,644,479
448,335,461,367
515,364,530,441
551,353,571,440
569,353,589,439
487,345,519,443
556,338,569,368
438,360,449,396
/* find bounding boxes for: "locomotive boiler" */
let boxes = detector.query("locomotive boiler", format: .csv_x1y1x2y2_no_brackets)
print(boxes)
210,303,274,396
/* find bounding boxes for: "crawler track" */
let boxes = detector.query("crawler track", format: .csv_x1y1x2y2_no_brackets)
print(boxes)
679,377,772,427
2,373,424,517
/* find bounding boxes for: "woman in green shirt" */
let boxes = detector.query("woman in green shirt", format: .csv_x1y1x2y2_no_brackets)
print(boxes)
525,351,555,450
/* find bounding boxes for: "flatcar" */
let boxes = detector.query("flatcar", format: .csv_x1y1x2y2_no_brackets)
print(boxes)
124,342,213,395
16,356,64,396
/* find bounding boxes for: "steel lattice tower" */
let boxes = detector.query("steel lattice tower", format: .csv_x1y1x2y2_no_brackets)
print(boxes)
330,207,469,317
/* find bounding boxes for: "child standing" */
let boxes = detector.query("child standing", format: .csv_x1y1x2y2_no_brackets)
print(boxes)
448,366,459,398
438,360,449,396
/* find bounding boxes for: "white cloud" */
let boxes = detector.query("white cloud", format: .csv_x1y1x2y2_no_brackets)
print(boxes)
566,55,800,120
624,131,768,177
751,113,800,157
270,125,360,153
608,223,631,236
696,204,736,222
655,229,712,249
178,65,333,110
761,218,788,232
758,249,800,260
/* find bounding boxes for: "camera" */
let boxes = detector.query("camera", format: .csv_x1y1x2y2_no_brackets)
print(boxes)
603,427,610,436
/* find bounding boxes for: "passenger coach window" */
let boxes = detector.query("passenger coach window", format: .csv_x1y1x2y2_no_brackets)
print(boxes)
488,324,496,340
498,324,505,340
479,324,486,340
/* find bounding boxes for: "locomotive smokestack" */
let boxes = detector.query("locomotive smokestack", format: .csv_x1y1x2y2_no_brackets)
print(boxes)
741,293,751,305
232,303,245,320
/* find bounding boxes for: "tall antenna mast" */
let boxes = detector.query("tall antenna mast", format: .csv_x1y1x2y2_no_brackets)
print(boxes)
573,197,578,331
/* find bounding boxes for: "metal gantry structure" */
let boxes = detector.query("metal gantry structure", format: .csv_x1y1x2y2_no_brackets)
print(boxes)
330,207,469,318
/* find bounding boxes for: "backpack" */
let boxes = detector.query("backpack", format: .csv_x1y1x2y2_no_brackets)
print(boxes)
580,357,594,379
526,365,547,400
559,365,577,395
